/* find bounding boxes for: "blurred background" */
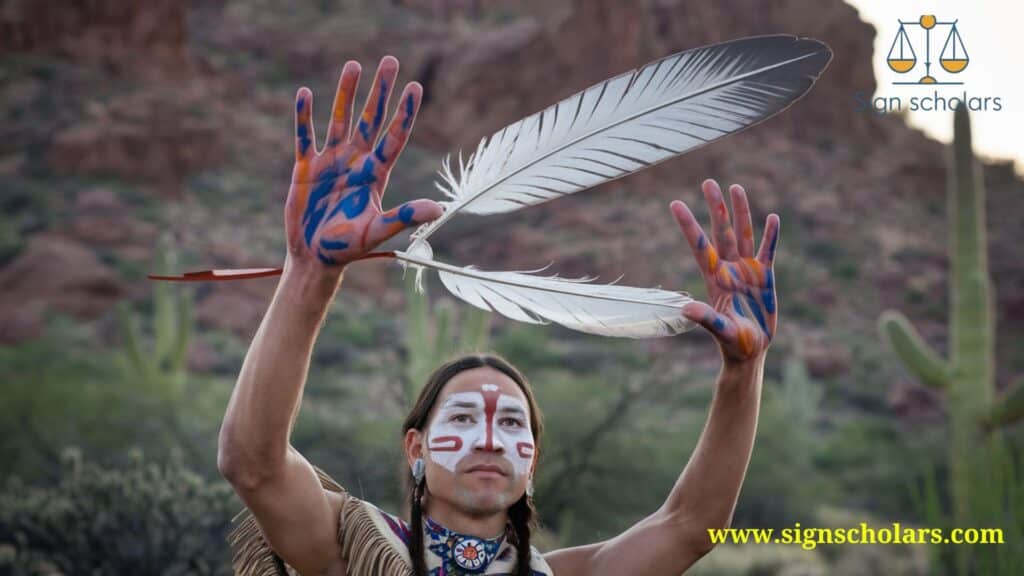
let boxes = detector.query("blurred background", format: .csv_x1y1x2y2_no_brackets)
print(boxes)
1,1,1021,574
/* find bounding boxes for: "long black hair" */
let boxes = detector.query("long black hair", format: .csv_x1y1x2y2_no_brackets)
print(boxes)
401,353,544,576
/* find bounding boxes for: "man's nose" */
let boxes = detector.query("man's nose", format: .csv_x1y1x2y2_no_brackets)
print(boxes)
473,431,505,453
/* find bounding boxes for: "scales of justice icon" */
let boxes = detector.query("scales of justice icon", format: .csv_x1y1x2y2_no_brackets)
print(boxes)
887,14,968,85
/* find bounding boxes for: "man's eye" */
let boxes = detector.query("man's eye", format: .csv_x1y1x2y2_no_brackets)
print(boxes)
451,414,473,423
500,418,524,427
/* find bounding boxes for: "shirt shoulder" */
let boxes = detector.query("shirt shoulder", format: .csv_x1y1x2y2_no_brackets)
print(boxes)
336,496,414,574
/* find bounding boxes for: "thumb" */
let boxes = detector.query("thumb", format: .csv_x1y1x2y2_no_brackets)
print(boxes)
364,199,443,248
682,301,730,339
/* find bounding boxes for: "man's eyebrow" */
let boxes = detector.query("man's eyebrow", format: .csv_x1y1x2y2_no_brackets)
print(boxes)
443,400,482,409
498,406,527,415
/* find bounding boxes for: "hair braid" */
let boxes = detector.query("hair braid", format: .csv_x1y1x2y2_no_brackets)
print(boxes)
509,493,538,576
409,477,428,576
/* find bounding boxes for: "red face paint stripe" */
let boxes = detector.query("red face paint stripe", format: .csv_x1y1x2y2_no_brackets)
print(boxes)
516,442,534,458
480,387,501,451
429,436,463,452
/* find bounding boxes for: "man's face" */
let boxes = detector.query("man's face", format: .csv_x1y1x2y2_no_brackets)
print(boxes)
421,367,535,515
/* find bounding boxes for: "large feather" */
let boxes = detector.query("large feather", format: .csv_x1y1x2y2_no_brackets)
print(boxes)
394,249,695,338
406,35,831,268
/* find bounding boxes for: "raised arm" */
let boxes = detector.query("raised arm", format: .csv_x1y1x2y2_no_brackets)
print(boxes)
216,56,441,575
545,179,778,576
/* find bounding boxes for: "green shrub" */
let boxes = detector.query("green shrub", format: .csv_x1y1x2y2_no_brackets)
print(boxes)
0,448,235,575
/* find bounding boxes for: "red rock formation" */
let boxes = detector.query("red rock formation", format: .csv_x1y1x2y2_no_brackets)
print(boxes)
0,234,124,343
414,0,878,148
47,90,225,197
0,0,187,77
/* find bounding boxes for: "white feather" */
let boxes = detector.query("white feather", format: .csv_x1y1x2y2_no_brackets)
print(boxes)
407,35,831,253
394,250,696,339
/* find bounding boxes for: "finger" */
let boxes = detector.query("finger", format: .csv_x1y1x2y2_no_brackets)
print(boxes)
295,87,316,161
756,213,780,264
730,184,755,258
372,82,422,167
353,56,399,151
325,61,361,150
703,179,739,260
363,199,443,248
681,301,733,340
670,200,719,275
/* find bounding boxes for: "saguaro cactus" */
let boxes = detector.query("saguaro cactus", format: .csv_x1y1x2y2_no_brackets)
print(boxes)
116,232,192,397
403,271,491,405
879,104,1023,572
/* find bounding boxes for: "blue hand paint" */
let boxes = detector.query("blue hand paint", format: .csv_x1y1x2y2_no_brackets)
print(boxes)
302,166,348,247
728,265,743,286
745,293,769,335
766,227,779,261
297,123,312,156
711,314,727,332
762,270,775,314
373,79,388,130
320,237,350,250
402,94,414,131
382,203,416,224
732,294,744,316
346,157,377,187
328,186,370,220
317,248,336,265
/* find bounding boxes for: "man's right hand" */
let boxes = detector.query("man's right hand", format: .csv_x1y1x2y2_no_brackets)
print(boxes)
284,56,443,272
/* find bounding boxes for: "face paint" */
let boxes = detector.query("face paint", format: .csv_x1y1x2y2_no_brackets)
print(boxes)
426,384,534,478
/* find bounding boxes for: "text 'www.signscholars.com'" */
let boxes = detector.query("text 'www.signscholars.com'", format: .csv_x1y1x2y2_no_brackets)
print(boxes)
708,523,1005,551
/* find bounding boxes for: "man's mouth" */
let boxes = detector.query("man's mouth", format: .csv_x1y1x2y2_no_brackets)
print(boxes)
467,464,506,476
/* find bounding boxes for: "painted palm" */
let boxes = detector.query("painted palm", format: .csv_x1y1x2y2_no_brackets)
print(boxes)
156,36,831,339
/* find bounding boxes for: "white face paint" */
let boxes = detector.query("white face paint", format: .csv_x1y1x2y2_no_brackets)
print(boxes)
426,383,535,478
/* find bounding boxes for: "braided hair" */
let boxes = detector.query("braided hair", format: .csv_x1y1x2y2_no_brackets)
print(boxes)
402,353,544,576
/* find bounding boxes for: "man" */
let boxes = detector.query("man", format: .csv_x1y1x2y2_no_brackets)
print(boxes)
217,55,778,576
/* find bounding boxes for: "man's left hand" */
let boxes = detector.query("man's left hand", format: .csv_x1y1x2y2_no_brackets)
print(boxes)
670,179,779,364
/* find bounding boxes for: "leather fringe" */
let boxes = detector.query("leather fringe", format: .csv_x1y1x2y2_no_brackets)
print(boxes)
338,497,413,575
227,465,348,576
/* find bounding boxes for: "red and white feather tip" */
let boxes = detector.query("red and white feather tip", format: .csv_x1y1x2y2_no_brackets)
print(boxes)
147,268,283,282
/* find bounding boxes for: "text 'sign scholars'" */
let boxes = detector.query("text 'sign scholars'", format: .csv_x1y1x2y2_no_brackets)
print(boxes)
854,91,1002,115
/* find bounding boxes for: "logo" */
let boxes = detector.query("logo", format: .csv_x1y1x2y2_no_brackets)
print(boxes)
887,15,968,85
854,14,1002,115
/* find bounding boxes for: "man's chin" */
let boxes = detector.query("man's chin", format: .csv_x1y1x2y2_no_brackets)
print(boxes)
454,484,515,515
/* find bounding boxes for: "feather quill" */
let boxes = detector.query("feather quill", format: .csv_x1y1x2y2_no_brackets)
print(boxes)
394,249,695,338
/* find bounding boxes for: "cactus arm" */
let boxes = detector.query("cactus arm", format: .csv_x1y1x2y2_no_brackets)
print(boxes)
459,307,490,353
879,310,951,389
153,235,176,364
116,302,154,382
435,303,451,358
170,291,192,374
983,375,1024,430
404,273,433,402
